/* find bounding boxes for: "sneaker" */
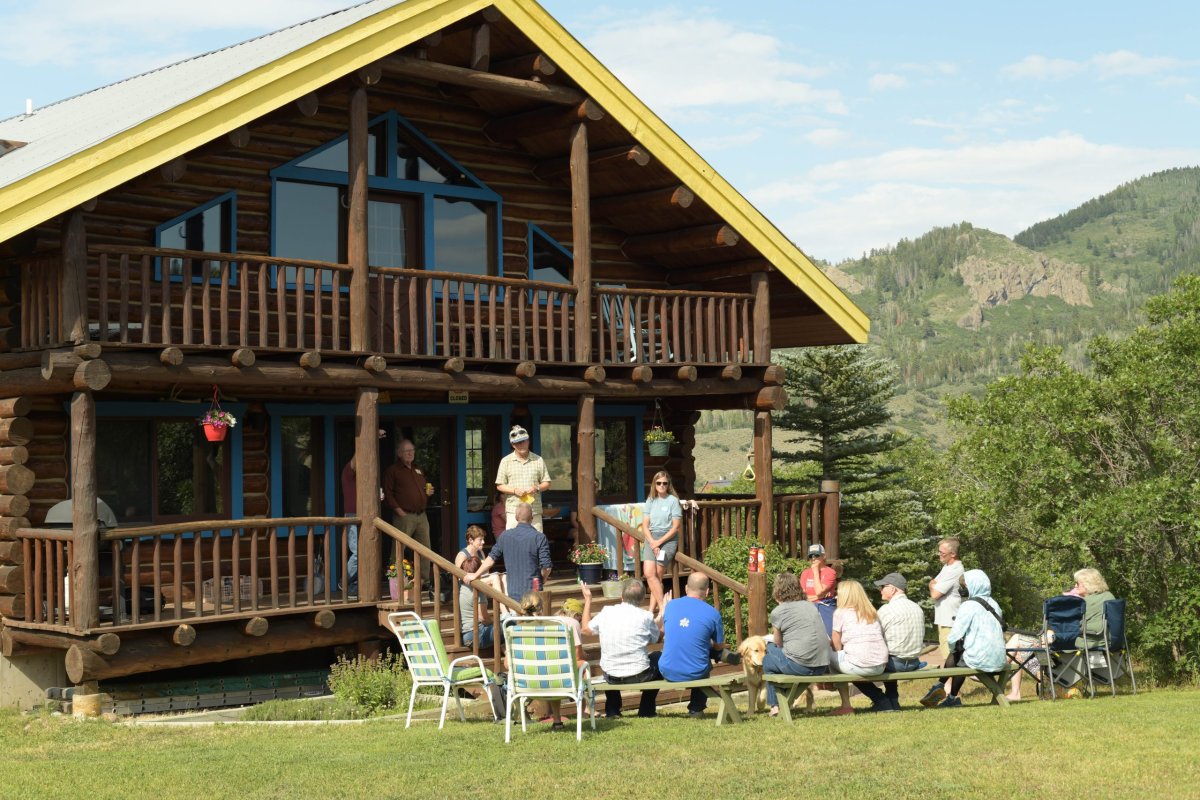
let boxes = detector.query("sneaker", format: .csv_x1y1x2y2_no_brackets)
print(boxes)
551,721,565,730
687,710,704,718
939,695,962,708
919,684,946,708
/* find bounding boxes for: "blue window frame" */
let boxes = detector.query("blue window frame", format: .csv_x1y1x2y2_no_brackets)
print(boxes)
154,192,237,284
527,223,572,285
269,111,502,286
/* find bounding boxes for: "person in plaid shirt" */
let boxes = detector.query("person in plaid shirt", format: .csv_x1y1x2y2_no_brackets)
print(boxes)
495,425,552,532
853,572,926,711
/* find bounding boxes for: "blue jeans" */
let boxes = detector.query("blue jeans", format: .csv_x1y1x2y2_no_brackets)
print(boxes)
763,642,827,708
854,654,920,708
343,519,358,593
463,624,494,650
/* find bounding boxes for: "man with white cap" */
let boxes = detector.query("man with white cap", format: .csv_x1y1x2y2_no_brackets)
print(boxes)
801,542,838,636
853,572,926,711
495,425,552,532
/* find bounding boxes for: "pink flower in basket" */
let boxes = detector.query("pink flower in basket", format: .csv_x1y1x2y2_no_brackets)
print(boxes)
200,409,237,428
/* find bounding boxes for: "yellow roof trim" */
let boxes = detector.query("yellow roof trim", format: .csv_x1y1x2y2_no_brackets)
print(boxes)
0,0,490,243
496,0,868,343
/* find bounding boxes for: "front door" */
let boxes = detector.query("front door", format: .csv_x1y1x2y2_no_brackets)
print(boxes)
382,416,457,564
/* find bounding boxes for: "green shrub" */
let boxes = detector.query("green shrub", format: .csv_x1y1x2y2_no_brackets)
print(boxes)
701,535,805,644
327,653,411,714
241,697,369,721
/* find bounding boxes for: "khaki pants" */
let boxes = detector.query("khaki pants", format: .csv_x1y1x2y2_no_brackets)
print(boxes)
393,511,432,583
504,510,543,533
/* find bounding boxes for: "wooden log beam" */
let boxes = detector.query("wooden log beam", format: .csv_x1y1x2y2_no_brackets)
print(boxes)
0,494,30,517
583,365,606,383
299,351,322,369
675,366,698,382
0,539,22,563
159,347,183,366
763,364,786,385
64,612,384,683
0,629,120,657
313,609,336,629
61,209,88,344
356,64,383,86
630,365,653,384
171,624,197,647
515,361,537,379
362,355,387,373
0,397,32,417
754,410,774,546
0,593,25,618
666,260,771,286
470,23,490,72
159,157,187,183
296,92,319,118
98,352,771,401
0,446,29,466
0,417,34,446
242,616,269,637
752,272,771,363
442,356,464,374
0,464,34,495
0,564,24,593
355,388,380,603
0,517,30,538
491,52,557,79
382,55,586,106
755,386,787,412
71,390,99,630
593,185,694,219
576,395,596,544
230,348,255,368
535,144,649,183
347,86,370,352
37,354,112,392
623,224,740,260
72,343,101,360
570,121,593,363
720,364,743,381
227,126,251,148
485,99,603,142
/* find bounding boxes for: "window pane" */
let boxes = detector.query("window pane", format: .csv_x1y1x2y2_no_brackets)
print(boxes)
530,228,572,284
97,420,152,524
369,197,419,268
281,417,320,516
540,422,573,493
156,420,224,517
597,419,630,498
433,198,491,275
276,181,341,277
296,126,384,175
158,198,231,280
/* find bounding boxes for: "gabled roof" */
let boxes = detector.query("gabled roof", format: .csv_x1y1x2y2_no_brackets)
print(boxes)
0,0,868,343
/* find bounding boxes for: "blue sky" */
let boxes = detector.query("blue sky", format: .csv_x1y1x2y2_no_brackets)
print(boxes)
2,0,1198,261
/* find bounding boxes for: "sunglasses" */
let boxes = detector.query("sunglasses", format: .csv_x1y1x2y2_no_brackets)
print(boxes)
655,481,670,486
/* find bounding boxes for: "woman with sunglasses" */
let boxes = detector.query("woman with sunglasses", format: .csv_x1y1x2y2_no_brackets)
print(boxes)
642,470,683,619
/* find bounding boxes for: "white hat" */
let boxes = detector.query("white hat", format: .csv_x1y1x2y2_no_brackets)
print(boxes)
807,543,826,557
509,425,530,444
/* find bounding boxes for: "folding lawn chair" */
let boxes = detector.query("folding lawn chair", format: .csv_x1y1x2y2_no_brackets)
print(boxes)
1005,631,1047,699
1042,595,1091,698
1085,598,1137,697
501,616,593,743
386,611,499,729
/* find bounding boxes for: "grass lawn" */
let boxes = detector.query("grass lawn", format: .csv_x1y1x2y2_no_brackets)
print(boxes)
3,687,1199,799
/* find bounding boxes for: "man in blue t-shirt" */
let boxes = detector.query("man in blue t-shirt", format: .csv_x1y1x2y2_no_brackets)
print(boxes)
658,573,727,715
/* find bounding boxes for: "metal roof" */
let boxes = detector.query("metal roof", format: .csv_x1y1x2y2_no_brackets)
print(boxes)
0,0,400,189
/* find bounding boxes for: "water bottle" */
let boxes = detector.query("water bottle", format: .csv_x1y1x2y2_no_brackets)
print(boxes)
748,546,758,572
532,576,542,591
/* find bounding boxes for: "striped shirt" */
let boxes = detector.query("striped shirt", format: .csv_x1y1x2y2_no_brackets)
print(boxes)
495,451,551,518
877,592,925,659
588,602,660,679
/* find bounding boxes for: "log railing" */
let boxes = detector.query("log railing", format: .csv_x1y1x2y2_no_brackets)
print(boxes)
377,517,520,670
683,492,838,561
18,252,66,349
18,517,360,630
90,246,353,352
593,286,755,365
371,268,577,362
772,493,836,559
593,507,749,643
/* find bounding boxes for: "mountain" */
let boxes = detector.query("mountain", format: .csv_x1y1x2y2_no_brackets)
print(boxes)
814,166,1200,443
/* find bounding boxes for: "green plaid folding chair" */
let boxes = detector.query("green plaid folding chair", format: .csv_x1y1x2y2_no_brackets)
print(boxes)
386,611,498,729
502,617,593,742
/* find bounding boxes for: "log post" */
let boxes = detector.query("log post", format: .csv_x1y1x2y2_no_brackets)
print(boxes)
820,479,840,560
171,624,197,647
570,122,593,363
576,395,596,544
355,388,381,602
748,570,768,636
70,391,99,630
751,272,771,363
347,87,370,352
62,210,88,344
754,411,774,547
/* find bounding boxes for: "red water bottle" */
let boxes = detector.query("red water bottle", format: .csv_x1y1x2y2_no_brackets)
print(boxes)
532,576,542,591
748,546,759,572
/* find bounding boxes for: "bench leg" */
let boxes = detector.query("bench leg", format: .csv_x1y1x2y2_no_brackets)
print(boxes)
709,686,742,725
772,683,801,724
976,672,1010,707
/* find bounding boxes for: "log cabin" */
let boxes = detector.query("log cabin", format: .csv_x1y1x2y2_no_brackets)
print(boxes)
0,0,868,711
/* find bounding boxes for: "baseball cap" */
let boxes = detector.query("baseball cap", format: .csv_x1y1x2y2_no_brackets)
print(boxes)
509,425,529,444
874,572,908,592
807,543,825,558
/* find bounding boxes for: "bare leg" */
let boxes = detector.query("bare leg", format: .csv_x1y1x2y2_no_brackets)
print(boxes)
643,559,663,615
1006,669,1023,701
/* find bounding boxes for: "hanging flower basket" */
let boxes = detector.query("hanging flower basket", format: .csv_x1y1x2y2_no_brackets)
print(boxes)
644,426,675,457
199,395,237,443
202,422,229,442
647,440,670,457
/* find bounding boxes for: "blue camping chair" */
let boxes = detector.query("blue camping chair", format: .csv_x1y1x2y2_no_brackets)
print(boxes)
1042,595,1090,698
1085,598,1137,697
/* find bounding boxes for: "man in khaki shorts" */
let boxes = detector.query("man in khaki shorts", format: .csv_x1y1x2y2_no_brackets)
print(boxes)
921,537,964,707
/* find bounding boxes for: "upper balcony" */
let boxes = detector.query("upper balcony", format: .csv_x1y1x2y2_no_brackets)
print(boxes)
15,245,766,371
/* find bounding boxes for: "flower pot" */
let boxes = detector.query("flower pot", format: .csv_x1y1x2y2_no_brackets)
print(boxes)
601,578,629,599
388,577,400,601
202,422,228,442
577,562,604,585
647,440,670,457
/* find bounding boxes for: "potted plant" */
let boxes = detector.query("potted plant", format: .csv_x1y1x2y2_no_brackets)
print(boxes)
643,426,675,457
386,560,413,602
199,408,237,442
568,542,609,585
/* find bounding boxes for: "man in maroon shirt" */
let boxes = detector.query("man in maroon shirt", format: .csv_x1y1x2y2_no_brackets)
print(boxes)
382,439,434,585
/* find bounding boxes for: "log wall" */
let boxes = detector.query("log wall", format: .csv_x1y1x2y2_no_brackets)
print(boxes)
0,395,42,620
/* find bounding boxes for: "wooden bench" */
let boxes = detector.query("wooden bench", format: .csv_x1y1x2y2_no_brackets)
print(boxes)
588,672,745,726
763,667,1013,723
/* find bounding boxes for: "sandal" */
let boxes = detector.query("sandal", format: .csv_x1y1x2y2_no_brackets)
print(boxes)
768,707,779,718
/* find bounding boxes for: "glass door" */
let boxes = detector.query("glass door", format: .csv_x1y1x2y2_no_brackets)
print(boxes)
383,416,457,564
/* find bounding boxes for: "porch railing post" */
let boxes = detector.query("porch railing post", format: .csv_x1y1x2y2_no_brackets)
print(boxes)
748,570,768,636
62,209,88,345
751,272,770,364
576,394,596,543
753,410,774,547
70,391,99,629
355,388,380,601
820,479,840,560
347,86,370,352
569,122,592,363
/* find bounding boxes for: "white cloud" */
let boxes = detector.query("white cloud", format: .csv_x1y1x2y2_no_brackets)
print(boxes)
584,10,846,113
1002,49,1190,81
869,73,907,92
804,128,848,147
751,134,1200,260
